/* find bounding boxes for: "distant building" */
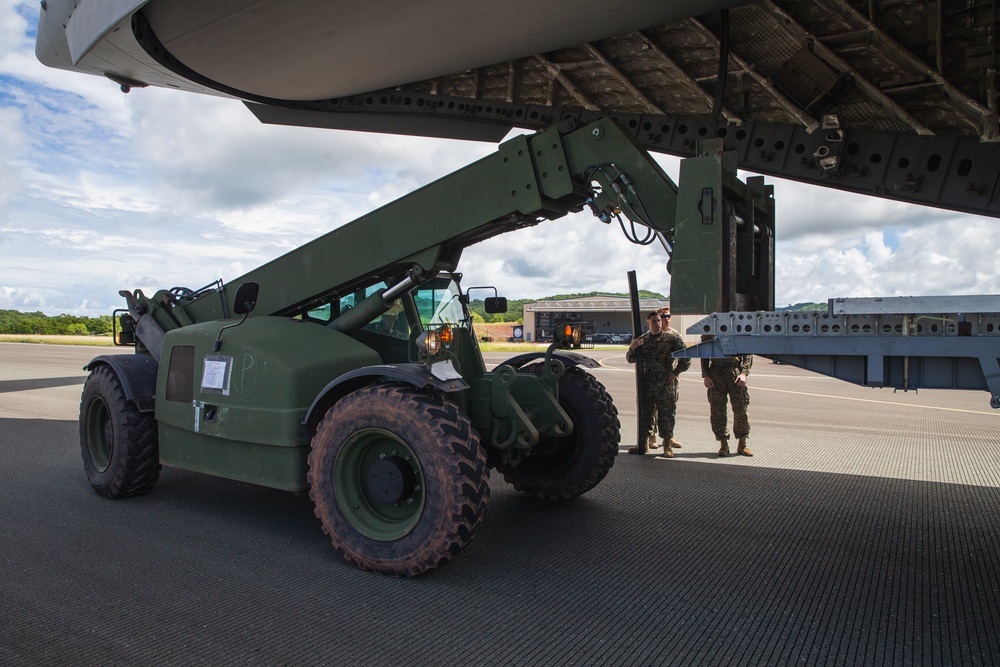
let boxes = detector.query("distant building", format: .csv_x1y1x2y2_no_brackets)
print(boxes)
522,296,703,344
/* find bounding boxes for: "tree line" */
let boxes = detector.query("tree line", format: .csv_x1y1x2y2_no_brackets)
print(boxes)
467,290,668,323
0,310,114,336
1,297,823,335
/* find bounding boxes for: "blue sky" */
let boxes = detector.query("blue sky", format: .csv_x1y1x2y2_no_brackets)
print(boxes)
2,1,999,317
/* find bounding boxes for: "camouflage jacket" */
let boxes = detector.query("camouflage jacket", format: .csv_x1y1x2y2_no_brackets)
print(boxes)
626,328,691,377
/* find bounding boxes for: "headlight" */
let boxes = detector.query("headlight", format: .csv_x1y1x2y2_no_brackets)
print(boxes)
416,330,442,355
556,324,581,345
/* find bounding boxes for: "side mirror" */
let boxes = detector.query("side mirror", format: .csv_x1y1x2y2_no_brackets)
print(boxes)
233,282,259,315
484,297,508,314
112,309,136,346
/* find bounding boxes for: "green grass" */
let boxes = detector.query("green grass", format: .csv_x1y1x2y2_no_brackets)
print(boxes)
0,334,116,347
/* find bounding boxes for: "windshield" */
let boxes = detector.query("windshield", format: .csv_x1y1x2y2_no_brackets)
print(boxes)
302,281,411,338
414,277,468,328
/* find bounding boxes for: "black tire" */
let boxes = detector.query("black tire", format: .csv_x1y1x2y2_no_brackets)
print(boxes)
498,366,620,499
308,384,490,577
79,366,160,498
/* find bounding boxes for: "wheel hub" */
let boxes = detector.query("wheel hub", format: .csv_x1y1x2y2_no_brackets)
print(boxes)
333,428,426,541
366,456,417,504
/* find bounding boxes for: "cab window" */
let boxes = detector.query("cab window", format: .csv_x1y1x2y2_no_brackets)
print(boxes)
414,278,468,327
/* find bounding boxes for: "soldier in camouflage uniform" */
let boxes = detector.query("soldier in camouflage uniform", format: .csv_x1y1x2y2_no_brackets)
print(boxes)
627,311,691,458
644,306,684,450
701,336,753,456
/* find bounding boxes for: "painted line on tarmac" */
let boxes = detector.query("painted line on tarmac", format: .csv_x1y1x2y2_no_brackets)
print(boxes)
742,384,997,417
594,357,835,380
595,356,631,369
594,360,994,416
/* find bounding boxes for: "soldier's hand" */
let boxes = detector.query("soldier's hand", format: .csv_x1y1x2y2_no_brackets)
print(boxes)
736,373,747,387
629,336,644,351
703,376,714,389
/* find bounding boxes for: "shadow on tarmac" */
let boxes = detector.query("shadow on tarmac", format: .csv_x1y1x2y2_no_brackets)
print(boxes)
2,416,999,666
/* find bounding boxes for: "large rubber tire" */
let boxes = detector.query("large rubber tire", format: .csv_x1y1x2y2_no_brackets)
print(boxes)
308,384,490,577
79,366,160,498
498,366,620,499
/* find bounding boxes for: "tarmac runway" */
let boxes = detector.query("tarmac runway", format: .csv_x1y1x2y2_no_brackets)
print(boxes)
1,343,998,666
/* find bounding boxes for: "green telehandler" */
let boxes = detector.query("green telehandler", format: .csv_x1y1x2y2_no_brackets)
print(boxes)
79,117,773,575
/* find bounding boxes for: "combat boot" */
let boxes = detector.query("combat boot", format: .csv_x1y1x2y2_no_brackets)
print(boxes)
737,437,753,457
718,439,730,457
648,433,660,450
667,438,682,449
657,443,674,459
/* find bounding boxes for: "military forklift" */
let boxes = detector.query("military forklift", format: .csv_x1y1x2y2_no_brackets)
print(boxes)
79,118,774,575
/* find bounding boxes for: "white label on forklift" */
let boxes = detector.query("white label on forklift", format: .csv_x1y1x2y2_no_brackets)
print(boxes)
202,356,232,395
431,359,462,381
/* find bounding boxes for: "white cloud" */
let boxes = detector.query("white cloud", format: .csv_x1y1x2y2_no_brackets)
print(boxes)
774,183,941,240
0,0,29,61
126,89,496,215
461,212,669,299
774,215,1000,305
0,107,26,221
0,285,47,311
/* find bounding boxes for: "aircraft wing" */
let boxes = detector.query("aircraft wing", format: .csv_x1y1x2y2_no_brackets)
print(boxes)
36,0,1000,217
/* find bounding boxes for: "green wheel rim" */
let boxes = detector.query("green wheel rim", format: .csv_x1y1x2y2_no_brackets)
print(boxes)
334,428,425,541
84,396,113,472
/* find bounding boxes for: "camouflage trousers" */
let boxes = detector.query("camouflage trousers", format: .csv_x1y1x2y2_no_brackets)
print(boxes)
706,368,750,440
641,376,679,441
